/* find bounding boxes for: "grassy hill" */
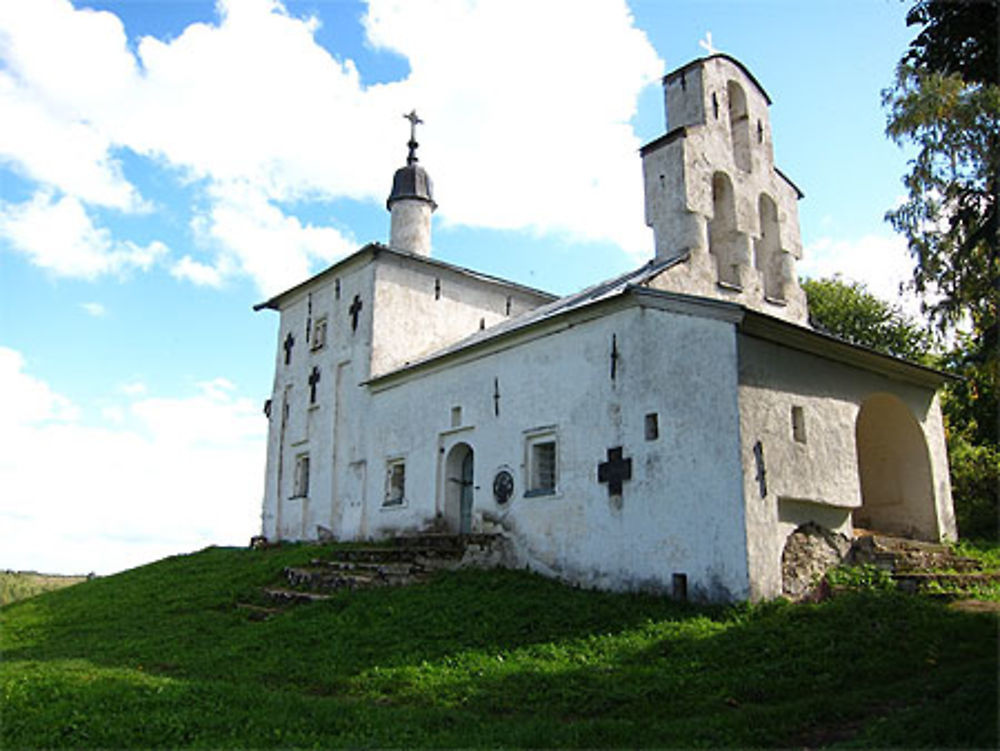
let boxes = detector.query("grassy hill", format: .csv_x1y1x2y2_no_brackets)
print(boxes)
1,543,996,749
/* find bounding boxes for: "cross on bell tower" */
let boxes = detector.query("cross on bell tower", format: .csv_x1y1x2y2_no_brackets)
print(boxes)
387,110,436,257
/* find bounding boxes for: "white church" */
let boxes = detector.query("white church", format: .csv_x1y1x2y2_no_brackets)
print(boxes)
255,55,956,601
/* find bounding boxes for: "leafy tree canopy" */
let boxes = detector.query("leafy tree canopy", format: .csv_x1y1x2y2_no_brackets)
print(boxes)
801,277,934,364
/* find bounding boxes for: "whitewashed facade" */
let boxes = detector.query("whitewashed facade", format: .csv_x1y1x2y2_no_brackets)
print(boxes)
255,55,956,601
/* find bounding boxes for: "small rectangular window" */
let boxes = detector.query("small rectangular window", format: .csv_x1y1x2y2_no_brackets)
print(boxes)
525,433,557,496
644,413,659,441
384,459,405,507
791,405,807,443
450,406,462,428
292,454,310,498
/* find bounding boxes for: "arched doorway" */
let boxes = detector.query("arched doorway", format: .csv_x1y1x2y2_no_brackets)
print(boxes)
854,393,937,540
444,443,474,534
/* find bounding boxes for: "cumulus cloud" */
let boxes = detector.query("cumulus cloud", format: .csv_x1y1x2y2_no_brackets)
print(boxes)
0,0,664,290
0,347,265,575
0,191,167,278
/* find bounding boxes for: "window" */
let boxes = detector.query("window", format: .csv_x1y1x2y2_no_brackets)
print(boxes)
645,413,659,441
525,432,557,496
311,317,328,351
791,405,807,444
292,454,310,498
450,406,462,428
384,459,405,507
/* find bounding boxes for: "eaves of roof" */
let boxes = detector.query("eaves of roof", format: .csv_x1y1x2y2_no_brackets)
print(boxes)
739,310,955,388
253,243,558,312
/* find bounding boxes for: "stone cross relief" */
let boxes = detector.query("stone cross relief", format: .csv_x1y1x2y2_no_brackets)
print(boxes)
308,366,321,404
349,295,363,332
283,333,295,365
598,446,632,497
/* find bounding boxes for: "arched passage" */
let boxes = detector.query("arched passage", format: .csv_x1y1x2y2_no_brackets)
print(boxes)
444,443,474,534
854,393,938,540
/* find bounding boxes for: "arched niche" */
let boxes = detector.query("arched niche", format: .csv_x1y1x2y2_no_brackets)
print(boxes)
755,193,783,300
854,393,938,540
443,442,474,534
709,171,741,287
727,80,752,173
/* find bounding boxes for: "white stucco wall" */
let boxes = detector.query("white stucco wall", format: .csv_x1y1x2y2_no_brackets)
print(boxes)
363,303,751,600
737,333,956,600
260,256,376,542
370,254,550,378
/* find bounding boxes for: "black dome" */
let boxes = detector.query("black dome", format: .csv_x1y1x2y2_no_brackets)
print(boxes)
387,162,436,211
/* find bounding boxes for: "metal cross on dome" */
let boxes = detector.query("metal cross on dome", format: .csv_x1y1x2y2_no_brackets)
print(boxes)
404,110,423,164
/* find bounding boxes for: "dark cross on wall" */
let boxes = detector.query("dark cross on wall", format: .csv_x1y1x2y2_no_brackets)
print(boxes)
349,295,363,332
597,446,632,497
493,377,500,417
753,440,767,498
610,334,619,380
308,366,321,404
283,333,295,365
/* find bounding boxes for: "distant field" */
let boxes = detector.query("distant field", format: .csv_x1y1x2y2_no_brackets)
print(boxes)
1,543,997,749
0,571,87,606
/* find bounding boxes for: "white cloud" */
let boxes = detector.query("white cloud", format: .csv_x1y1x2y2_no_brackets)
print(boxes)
0,191,167,278
189,181,357,296
81,301,107,317
799,233,924,317
0,0,663,291
0,0,144,210
0,347,265,575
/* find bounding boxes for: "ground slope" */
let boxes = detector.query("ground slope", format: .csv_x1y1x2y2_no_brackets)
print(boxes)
1,543,996,748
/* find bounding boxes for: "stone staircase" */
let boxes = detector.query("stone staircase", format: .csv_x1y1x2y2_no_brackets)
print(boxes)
849,533,998,596
264,533,507,604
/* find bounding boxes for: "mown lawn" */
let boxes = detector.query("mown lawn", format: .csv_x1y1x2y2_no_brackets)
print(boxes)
1,543,996,748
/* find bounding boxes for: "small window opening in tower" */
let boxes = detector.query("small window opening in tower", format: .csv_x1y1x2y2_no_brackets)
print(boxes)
755,194,784,301
334,278,341,300
505,296,512,316
711,92,719,120
727,80,752,173
680,71,686,91
757,120,764,144
434,278,441,300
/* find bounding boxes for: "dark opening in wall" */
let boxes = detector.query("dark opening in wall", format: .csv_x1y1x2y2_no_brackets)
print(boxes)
644,413,659,441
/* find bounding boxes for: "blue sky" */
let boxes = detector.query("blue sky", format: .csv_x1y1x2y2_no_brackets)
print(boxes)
1,0,921,575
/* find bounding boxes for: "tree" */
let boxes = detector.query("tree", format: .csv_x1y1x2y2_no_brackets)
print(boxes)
884,0,999,540
801,277,934,363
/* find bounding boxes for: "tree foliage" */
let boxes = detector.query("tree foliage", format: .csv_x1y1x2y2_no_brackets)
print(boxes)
801,277,933,363
884,0,998,540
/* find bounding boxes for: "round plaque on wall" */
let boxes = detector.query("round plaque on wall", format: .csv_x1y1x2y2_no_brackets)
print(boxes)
493,470,514,505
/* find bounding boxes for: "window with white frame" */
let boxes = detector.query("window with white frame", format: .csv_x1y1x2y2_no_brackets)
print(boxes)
292,454,310,498
525,431,557,496
384,459,406,507
311,317,328,351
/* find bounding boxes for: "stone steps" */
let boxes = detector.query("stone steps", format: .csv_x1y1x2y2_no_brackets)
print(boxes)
263,533,506,604
850,534,983,574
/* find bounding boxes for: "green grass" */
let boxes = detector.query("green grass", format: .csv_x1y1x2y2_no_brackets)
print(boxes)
1,572,87,606
2,544,997,748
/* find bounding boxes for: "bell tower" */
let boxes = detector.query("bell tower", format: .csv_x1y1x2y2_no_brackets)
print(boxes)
387,110,437,257
641,54,808,325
